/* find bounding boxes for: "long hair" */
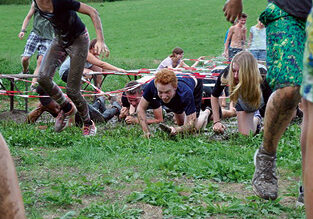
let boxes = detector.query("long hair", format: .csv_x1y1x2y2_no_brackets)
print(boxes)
227,51,262,109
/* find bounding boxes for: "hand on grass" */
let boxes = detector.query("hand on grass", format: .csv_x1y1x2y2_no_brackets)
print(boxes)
213,121,225,134
125,115,138,124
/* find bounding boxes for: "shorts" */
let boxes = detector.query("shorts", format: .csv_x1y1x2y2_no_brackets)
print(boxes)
250,49,266,61
21,31,52,57
228,47,242,61
301,8,313,102
260,3,306,91
235,96,264,113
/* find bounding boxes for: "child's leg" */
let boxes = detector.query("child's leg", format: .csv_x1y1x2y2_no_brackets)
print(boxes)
195,108,211,130
236,111,256,135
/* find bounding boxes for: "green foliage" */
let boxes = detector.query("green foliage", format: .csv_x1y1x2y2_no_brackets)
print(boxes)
79,203,142,218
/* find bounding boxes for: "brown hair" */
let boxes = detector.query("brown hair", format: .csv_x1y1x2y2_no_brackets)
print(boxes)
154,69,178,88
125,81,142,95
240,13,247,19
89,39,97,50
170,47,184,58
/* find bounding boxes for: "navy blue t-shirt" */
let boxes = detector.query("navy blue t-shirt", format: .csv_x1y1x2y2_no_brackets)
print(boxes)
143,75,196,115
34,0,85,46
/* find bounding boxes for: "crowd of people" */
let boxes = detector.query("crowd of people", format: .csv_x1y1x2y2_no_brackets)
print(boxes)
0,0,312,217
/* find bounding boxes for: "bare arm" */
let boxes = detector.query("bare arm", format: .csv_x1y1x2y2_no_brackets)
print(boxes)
248,31,253,48
170,112,196,135
86,52,125,72
78,3,110,57
223,27,234,57
18,2,35,40
147,107,163,124
191,56,206,67
177,60,190,68
223,0,243,23
211,95,225,134
137,97,151,138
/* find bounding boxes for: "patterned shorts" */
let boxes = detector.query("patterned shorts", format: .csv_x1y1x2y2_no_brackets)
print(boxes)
301,8,313,102
21,31,52,57
259,3,306,91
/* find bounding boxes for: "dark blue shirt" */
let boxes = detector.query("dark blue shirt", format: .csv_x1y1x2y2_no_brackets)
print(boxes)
143,75,196,115
34,0,85,46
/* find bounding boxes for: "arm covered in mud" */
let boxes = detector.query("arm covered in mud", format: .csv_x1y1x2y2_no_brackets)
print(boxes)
137,97,151,138
169,112,196,135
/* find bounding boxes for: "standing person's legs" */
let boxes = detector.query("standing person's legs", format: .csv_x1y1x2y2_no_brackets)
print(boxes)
66,31,90,125
0,133,25,219
37,38,68,107
21,32,40,74
252,3,306,200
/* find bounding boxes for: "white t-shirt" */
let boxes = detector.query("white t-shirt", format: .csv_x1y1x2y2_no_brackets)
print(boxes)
249,25,266,50
157,56,181,71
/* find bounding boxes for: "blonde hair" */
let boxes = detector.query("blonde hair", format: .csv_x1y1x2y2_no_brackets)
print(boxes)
227,51,262,109
154,69,178,88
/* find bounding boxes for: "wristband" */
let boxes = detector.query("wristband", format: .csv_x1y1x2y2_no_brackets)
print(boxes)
213,121,221,125
21,29,27,33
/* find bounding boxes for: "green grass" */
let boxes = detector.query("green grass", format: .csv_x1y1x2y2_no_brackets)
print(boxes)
0,0,305,218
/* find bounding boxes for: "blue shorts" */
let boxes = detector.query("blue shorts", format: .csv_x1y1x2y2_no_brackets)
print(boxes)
250,49,266,61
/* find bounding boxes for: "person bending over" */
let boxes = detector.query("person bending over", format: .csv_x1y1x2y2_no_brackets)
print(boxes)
119,81,163,125
211,51,269,135
137,69,207,138
157,47,202,71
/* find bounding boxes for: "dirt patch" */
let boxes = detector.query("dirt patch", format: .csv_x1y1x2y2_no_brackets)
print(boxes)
0,110,27,123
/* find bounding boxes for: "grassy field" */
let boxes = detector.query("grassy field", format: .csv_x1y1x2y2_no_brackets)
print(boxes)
0,0,306,218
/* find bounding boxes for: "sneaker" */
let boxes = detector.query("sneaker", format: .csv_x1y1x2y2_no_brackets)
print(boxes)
26,103,45,123
83,120,97,136
159,123,172,134
252,145,278,200
54,102,77,132
296,186,304,207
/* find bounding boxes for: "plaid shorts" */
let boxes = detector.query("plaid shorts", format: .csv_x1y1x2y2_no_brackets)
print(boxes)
21,31,52,57
301,8,313,102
